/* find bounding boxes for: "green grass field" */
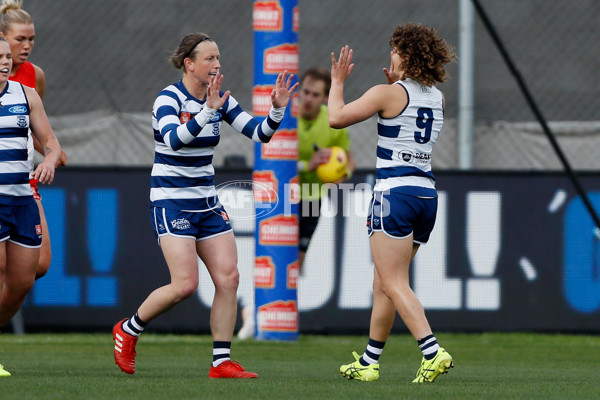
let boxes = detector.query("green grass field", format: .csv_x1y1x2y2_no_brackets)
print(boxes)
1,332,598,399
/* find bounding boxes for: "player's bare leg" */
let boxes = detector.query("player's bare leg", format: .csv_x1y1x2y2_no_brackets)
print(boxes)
114,235,199,374
35,199,51,280
0,242,39,326
197,232,257,378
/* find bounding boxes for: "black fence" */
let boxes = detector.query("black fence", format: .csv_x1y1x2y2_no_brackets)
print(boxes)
19,168,600,333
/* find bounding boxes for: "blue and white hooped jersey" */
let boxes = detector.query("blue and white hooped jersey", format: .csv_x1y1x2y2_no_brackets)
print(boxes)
151,80,281,211
374,78,444,197
0,81,32,205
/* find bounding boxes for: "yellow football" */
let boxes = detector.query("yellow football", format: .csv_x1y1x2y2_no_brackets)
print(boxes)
316,146,348,183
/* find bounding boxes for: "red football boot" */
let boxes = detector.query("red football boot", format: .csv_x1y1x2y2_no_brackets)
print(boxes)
113,319,138,374
208,360,259,378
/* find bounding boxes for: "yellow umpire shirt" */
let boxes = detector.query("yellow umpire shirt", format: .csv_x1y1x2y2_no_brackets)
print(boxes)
298,105,350,201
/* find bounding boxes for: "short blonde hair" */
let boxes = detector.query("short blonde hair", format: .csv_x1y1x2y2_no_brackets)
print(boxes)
0,0,33,35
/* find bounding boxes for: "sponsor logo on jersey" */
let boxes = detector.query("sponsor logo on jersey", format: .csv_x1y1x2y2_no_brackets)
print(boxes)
170,218,191,230
9,105,27,114
35,224,42,235
414,152,431,161
221,211,230,221
17,116,27,128
400,150,431,164
180,112,191,124
209,111,222,123
401,151,413,162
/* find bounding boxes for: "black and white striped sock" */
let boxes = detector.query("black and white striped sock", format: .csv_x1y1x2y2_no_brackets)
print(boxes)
212,341,231,367
417,334,440,360
359,338,386,366
122,313,147,337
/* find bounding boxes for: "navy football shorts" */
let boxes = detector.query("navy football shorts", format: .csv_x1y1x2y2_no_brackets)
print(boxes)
150,205,233,242
367,190,437,244
0,199,42,247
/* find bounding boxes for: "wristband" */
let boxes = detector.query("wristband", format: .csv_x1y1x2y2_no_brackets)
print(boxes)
195,105,217,127
269,106,286,122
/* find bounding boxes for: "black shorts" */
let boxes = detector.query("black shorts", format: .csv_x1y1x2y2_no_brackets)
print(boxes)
299,199,321,252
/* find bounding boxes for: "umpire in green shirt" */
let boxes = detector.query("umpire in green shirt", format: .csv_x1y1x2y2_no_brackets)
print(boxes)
297,67,355,273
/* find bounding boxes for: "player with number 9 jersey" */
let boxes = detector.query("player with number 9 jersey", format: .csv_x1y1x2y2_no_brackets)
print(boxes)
328,23,457,384
374,78,444,198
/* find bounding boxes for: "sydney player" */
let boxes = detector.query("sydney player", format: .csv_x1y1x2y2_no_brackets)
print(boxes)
112,32,298,378
329,24,457,383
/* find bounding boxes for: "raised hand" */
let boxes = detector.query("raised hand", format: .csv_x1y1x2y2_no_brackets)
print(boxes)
331,45,355,84
382,50,400,84
206,72,230,110
271,70,299,108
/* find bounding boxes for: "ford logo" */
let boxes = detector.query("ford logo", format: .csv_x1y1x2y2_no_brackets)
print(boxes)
9,106,27,114
209,111,222,123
